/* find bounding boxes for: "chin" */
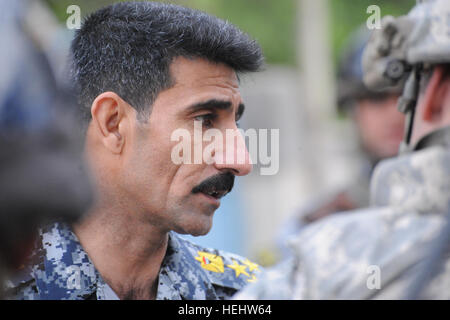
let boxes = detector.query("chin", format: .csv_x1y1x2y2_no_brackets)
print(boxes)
189,227,212,237
175,224,212,237
173,212,214,236
380,144,402,158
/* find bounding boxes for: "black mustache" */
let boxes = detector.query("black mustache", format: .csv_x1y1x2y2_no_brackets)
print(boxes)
192,172,235,195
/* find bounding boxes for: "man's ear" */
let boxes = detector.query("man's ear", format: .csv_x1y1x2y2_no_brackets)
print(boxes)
420,66,448,122
90,92,130,154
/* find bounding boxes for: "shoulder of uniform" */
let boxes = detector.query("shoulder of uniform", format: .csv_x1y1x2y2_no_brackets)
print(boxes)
5,224,53,299
234,257,298,300
179,237,262,291
4,270,38,300
5,228,46,290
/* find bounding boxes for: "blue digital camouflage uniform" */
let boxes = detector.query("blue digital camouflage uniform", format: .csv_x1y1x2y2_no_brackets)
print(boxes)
235,146,450,299
7,222,261,300
235,0,450,300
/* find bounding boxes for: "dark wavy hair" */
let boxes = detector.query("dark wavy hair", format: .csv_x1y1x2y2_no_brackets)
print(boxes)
70,1,264,123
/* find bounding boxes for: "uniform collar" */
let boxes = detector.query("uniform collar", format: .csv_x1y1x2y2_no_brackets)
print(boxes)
156,232,218,300
33,222,218,300
371,146,450,214
33,222,99,299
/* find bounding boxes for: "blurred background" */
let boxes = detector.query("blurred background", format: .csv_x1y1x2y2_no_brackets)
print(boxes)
22,0,415,265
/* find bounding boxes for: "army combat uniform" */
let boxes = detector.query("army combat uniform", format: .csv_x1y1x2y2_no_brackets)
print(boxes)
7,222,260,300
235,146,450,299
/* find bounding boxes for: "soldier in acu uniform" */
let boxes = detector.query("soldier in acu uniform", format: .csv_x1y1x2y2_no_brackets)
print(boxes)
235,0,450,299
276,28,404,260
7,1,262,300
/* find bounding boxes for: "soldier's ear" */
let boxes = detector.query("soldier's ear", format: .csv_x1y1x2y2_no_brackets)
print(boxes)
90,92,130,154
420,66,449,122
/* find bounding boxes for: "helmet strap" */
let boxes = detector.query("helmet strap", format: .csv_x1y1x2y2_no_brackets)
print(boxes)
397,66,421,154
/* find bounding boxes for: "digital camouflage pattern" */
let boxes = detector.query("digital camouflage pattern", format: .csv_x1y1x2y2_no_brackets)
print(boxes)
235,146,450,299
276,163,371,260
406,0,450,64
6,222,261,300
363,0,450,90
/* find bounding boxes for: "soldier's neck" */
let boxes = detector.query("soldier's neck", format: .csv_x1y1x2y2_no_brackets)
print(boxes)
72,204,169,300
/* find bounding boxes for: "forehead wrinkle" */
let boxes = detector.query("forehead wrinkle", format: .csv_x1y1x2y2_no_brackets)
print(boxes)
162,58,243,116
171,76,239,92
169,57,239,87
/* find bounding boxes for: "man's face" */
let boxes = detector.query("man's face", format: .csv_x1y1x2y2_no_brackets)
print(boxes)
353,94,405,159
119,57,251,236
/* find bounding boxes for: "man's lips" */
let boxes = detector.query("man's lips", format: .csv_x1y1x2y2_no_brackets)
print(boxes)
198,188,229,200
196,192,222,207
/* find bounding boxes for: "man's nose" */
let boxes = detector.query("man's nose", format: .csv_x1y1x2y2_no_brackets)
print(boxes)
213,128,253,176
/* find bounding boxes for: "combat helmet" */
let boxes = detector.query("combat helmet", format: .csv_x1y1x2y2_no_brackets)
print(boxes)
337,27,402,113
362,0,450,152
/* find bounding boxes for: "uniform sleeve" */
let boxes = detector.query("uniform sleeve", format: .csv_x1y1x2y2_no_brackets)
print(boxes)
185,239,263,297
232,257,302,300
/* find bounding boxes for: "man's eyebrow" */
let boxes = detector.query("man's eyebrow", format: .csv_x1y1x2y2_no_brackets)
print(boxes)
185,99,246,120
185,99,233,113
236,103,245,121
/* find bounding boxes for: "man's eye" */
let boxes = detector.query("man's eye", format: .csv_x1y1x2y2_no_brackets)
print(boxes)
194,114,215,128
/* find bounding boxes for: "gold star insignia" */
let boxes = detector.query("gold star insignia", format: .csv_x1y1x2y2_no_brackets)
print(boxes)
195,251,224,273
243,259,259,272
226,259,249,278
246,274,258,283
